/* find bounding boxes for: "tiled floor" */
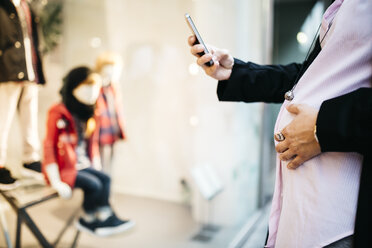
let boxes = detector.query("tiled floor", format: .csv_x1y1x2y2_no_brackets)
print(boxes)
0,189,246,248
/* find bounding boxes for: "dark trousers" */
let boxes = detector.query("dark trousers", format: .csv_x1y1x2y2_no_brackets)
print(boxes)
324,235,353,248
74,167,111,213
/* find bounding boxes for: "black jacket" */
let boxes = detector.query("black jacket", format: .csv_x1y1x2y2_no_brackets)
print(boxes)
317,88,372,247
0,0,45,84
217,58,371,247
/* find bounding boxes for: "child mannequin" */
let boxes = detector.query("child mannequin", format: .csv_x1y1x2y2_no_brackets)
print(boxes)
95,52,126,175
42,66,134,236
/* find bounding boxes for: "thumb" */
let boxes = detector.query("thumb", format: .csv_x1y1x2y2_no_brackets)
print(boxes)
286,104,300,115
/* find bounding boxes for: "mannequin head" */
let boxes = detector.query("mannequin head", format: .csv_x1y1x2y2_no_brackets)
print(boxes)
72,73,102,105
95,52,123,86
60,66,102,120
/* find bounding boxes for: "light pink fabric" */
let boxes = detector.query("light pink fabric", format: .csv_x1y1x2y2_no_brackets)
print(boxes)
266,0,372,247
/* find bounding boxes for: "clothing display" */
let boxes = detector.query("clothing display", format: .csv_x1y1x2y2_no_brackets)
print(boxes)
0,0,45,187
97,85,125,146
42,66,134,236
42,102,100,187
95,53,126,173
0,0,45,84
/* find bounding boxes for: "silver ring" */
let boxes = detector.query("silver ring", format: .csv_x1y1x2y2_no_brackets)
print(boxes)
274,132,285,141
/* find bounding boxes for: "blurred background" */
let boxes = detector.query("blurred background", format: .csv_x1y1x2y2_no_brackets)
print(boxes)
2,0,332,247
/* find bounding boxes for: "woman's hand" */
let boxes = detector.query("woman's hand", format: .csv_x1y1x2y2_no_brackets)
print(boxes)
188,35,234,81
275,104,321,169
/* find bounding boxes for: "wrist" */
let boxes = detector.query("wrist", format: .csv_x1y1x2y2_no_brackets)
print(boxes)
225,69,233,81
221,58,234,81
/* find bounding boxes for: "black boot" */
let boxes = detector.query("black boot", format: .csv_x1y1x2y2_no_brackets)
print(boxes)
22,161,44,181
0,167,18,190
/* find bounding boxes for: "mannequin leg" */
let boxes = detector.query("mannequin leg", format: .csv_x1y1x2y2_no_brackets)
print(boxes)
18,82,40,164
74,168,134,236
99,144,114,175
74,169,105,235
80,167,111,208
74,169,105,213
0,82,22,166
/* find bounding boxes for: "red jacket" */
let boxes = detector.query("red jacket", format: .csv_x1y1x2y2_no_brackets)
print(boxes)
42,103,100,187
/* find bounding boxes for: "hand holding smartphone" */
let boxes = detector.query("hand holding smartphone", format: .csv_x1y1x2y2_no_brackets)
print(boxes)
185,13,214,67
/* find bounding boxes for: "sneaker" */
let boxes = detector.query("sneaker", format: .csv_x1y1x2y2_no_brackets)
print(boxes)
75,217,100,236
0,167,19,190
23,161,42,172
95,214,135,237
76,214,134,237
22,161,44,181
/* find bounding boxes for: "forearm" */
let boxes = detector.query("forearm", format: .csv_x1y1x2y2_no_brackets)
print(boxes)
316,88,372,155
217,59,301,103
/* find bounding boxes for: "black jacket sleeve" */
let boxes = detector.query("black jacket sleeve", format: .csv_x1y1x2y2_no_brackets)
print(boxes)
217,58,302,103
316,87,372,155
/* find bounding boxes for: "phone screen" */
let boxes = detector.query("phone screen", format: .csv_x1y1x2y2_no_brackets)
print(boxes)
185,13,214,67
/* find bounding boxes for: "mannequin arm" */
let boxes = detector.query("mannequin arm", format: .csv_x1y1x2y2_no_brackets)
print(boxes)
45,163,72,199
92,156,102,171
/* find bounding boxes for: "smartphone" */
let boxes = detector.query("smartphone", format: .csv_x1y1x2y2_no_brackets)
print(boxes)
185,13,214,67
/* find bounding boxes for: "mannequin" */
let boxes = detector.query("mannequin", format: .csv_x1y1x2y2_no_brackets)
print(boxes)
42,66,134,236
0,0,46,189
95,52,126,175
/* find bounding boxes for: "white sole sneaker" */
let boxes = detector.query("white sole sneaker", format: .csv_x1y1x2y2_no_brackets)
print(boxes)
95,220,135,237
